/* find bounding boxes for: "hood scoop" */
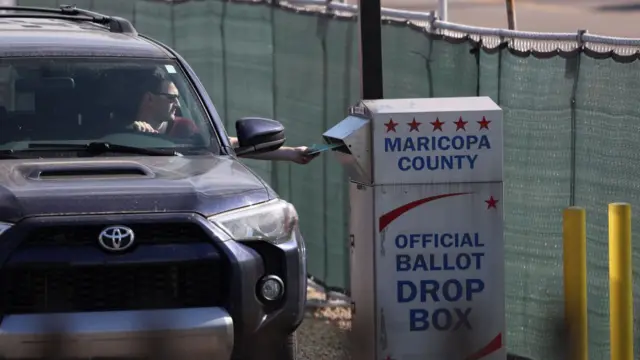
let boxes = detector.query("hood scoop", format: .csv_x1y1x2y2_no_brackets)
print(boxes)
25,162,154,181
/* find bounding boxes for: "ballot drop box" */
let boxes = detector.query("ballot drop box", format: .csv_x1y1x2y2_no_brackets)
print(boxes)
323,97,505,360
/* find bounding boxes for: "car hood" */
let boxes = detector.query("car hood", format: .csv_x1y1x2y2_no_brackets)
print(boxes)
0,155,275,222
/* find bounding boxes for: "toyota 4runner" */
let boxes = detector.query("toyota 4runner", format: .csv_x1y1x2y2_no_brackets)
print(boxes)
0,4,306,360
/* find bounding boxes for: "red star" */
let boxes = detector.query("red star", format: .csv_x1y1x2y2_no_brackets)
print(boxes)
454,116,468,131
384,118,398,133
478,116,491,130
430,118,444,132
485,196,499,209
408,118,421,132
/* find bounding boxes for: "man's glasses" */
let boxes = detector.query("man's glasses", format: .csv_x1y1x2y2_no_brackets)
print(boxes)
153,92,179,101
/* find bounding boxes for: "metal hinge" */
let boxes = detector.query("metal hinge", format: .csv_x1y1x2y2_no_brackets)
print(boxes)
348,104,368,119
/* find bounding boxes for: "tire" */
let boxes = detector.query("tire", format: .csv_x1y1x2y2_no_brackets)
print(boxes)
236,331,297,360
273,331,297,360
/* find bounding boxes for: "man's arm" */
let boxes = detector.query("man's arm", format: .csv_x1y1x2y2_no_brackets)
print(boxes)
228,136,316,164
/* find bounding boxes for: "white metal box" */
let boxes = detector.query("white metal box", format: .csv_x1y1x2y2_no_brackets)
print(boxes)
324,96,505,360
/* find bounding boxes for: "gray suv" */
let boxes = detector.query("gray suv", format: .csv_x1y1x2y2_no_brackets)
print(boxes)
0,4,306,360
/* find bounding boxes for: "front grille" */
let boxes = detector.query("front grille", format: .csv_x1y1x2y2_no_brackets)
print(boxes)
0,262,226,314
22,223,208,247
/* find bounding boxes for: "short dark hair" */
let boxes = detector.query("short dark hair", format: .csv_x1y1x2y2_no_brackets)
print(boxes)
96,66,170,122
136,67,168,95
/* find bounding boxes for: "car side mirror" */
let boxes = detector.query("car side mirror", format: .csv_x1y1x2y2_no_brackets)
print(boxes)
234,117,286,156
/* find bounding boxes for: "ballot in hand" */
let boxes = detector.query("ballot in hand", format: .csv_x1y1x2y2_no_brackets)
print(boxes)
306,143,344,156
285,146,319,165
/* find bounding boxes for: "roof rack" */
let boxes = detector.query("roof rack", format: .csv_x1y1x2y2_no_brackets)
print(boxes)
0,4,137,35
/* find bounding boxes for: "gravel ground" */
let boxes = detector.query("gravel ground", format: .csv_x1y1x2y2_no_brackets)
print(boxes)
298,287,547,360
298,286,351,360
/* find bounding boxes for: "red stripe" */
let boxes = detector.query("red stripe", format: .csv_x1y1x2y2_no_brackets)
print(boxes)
378,192,471,232
464,333,503,360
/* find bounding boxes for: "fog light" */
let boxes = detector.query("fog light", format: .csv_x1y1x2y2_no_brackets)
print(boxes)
259,275,285,301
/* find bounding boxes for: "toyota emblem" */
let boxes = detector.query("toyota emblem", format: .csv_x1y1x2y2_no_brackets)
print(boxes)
98,225,135,252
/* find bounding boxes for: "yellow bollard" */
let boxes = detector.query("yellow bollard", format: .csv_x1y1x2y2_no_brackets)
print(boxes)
563,206,588,360
609,202,633,360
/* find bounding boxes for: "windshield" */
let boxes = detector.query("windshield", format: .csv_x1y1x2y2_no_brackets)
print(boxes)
0,57,219,157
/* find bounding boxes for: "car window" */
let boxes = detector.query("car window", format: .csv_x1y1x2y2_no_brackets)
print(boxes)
0,57,219,156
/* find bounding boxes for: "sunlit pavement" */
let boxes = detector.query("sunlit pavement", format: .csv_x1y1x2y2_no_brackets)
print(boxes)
344,0,640,38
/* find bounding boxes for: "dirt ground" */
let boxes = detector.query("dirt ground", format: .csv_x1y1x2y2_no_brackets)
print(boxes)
298,287,351,360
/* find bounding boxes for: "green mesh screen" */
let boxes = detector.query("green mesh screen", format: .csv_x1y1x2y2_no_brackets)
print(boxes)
90,0,136,20
270,9,356,288
382,29,478,98
478,50,574,359
573,56,640,360
14,0,640,358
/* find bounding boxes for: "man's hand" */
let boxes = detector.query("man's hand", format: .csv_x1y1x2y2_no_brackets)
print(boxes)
238,144,320,164
131,121,158,133
285,146,320,165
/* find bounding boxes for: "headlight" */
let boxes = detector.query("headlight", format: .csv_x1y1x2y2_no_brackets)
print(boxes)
208,199,298,244
0,222,12,236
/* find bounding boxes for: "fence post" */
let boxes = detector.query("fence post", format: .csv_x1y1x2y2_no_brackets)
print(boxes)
358,0,383,99
562,207,588,359
563,206,588,360
608,202,633,360
505,0,516,30
437,0,447,21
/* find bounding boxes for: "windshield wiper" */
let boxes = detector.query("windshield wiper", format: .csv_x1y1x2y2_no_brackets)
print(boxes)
25,142,180,156
0,152,23,159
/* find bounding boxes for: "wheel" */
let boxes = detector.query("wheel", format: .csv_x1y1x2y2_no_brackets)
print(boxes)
280,331,298,360
267,331,297,360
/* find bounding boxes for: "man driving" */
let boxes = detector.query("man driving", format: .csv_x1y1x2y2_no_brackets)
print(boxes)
129,71,180,134
130,70,317,165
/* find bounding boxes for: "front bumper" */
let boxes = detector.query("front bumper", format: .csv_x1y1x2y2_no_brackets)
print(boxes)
0,212,307,359
0,308,233,359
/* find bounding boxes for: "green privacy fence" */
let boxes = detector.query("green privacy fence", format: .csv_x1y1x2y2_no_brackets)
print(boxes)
15,0,640,358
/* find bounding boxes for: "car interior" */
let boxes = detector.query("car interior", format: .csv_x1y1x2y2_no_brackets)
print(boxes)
0,63,208,150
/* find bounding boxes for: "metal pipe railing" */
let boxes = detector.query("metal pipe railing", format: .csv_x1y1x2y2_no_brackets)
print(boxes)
283,0,640,47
